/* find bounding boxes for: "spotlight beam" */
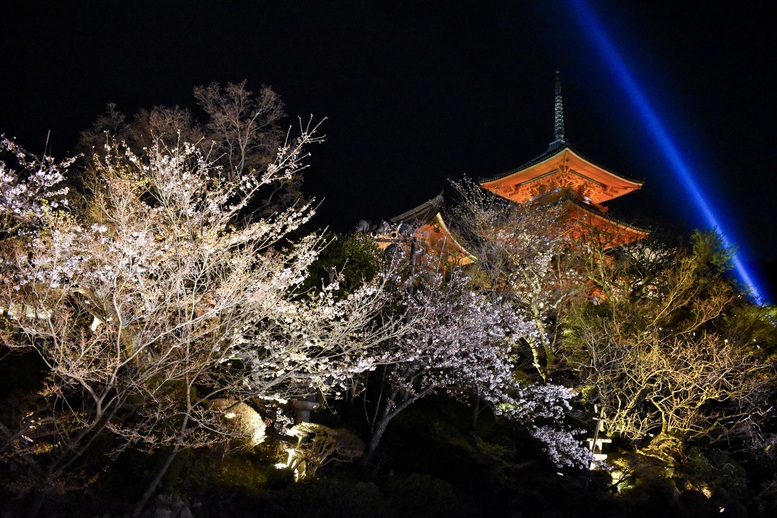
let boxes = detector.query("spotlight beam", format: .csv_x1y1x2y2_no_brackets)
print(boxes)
567,0,764,302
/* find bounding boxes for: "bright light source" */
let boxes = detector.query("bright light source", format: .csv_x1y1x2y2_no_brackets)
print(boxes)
567,0,767,303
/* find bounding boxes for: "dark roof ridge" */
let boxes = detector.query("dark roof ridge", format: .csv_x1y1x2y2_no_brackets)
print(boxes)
389,193,445,224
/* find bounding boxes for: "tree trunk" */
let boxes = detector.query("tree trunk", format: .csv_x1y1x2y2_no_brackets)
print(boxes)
132,442,182,518
364,416,392,466
363,386,435,464
133,391,193,518
470,394,481,431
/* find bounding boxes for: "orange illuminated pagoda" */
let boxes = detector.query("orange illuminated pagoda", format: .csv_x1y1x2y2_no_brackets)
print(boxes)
480,72,647,248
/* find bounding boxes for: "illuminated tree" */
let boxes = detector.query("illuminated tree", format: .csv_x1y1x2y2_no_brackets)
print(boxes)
362,253,591,468
444,179,776,465
193,80,285,181
0,127,404,514
0,136,72,232
449,178,581,382
563,232,776,456
79,80,298,214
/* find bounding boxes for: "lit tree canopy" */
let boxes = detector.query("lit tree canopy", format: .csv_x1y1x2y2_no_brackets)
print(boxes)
563,232,777,453
362,246,591,468
0,124,405,502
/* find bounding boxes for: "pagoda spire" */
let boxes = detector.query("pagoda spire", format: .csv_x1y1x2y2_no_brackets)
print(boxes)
552,70,565,146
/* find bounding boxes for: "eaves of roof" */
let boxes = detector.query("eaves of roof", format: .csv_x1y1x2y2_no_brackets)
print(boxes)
479,141,644,187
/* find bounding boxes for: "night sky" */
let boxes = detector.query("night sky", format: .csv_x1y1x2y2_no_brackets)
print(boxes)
2,2,776,282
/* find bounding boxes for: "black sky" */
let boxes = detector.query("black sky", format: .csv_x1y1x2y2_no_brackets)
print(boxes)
2,1,776,272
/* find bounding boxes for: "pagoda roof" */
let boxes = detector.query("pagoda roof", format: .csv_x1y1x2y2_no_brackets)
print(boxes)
561,196,648,248
480,141,644,205
380,194,476,265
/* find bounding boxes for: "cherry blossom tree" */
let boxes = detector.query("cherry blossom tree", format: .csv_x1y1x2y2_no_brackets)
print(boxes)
449,178,581,382
79,81,299,214
362,252,591,468
0,136,72,232
0,125,405,514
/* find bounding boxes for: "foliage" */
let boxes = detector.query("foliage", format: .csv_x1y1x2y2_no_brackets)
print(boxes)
3,83,777,515
384,473,474,518
449,177,581,382
0,136,72,232
361,245,591,468
0,127,404,512
302,231,381,297
563,231,776,454
193,80,286,181
284,423,365,480
79,81,299,214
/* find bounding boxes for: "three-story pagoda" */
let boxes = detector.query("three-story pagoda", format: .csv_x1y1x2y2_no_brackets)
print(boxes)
480,72,647,248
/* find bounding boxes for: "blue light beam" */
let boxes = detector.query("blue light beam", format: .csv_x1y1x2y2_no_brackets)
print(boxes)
567,0,765,302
